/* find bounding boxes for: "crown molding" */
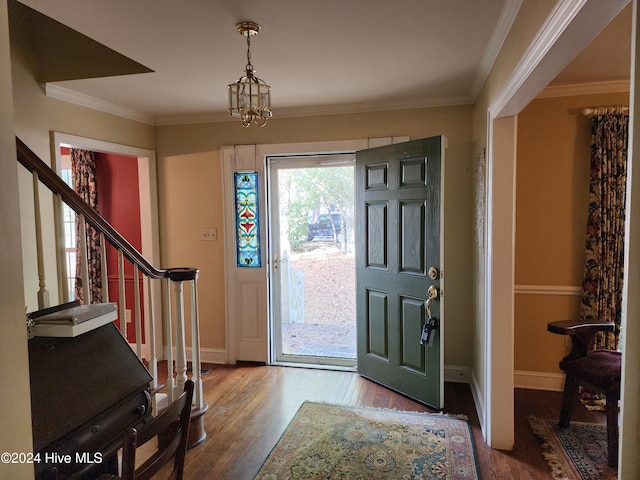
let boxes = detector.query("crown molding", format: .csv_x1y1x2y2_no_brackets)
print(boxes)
44,81,474,127
43,76,630,128
154,95,475,126
490,0,590,117
489,0,628,117
536,79,630,98
44,83,155,125
469,0,523,101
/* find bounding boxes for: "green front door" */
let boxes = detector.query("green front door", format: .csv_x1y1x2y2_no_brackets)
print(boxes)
356,136,443,409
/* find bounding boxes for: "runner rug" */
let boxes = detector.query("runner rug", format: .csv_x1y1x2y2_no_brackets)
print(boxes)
528,416,617,480
254,401,481,479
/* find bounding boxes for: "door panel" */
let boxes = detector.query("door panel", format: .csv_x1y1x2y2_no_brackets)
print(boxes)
366,289,389,360
366,202,388,269
356,136,443,409
400,201,425,274
365,162,389,190
400,296,426,373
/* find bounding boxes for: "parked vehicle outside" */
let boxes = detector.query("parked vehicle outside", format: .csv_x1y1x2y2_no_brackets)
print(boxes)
307,212,342,241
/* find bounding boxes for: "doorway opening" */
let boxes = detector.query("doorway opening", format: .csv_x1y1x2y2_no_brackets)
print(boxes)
268,154,356,368
51,132,162,358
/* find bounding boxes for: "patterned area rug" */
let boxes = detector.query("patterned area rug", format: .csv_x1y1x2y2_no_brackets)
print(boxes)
254,401,480,479
528,416,617,480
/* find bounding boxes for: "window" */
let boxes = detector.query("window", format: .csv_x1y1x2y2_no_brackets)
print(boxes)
60,167,77,301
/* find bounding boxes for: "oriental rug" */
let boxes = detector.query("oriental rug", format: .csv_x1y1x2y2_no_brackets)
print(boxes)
528,416,617,480
254,401,481,479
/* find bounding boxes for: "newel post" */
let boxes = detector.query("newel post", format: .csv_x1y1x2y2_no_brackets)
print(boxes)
167,267,207,447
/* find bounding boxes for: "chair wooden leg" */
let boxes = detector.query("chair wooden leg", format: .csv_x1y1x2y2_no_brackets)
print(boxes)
605,391,619,468
558,374,578,428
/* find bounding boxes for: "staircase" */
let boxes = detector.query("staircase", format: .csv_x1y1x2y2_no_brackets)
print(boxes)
16,137,207,447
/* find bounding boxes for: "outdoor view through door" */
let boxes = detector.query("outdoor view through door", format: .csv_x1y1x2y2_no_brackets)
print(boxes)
269,155,356,368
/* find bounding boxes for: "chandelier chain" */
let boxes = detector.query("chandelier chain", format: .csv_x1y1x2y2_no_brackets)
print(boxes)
246,32,253,73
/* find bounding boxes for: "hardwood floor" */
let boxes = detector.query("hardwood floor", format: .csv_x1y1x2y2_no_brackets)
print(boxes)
171,363,606,479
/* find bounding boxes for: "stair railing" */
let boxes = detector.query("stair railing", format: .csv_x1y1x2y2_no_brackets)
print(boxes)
16,138,206,430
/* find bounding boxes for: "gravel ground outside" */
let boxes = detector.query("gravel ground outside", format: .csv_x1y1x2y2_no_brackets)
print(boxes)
281,241,356,359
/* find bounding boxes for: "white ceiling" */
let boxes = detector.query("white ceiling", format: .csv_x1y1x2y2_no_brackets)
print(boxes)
15,0,632,125
550,2,631,88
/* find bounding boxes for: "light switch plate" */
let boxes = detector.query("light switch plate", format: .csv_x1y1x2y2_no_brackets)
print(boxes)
201,228,217,241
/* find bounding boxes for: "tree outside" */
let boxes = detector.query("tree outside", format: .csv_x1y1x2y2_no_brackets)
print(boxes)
278,166,354,253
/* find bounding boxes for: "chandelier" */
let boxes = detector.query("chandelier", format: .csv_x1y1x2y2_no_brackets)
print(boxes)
228,21,272,127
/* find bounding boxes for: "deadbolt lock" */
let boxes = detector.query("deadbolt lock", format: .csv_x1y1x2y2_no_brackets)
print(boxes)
428,266,439,280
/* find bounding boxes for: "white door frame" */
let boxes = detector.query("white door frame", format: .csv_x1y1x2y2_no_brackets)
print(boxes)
620,3,640,474
222,138,407,364
51,132,162,361
483,0,630,449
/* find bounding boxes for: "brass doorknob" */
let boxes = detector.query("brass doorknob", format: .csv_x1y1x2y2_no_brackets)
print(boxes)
427,285,438,300
425,286,438,318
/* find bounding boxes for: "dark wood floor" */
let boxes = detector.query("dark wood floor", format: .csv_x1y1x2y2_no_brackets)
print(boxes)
172,363,605,479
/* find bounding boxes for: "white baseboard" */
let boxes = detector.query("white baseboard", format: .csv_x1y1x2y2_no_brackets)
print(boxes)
514,370,565,392
457,369,564,449
200,347,229,364
444,364,473,383
444,364,486,433
154,351,563,394
164,346,228,365
470,369,485,436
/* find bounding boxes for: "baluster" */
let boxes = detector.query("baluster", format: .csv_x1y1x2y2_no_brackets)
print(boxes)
32,172,50,309
190,276,204,409
164,278,175,403
172,280,188,397
118,249,127,338
146,276,158,391
78,213,90,305
134,264,142,358
54,193,68,304
100,233,109,302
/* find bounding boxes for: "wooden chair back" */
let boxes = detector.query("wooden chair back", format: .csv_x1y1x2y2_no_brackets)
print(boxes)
121,380,194,480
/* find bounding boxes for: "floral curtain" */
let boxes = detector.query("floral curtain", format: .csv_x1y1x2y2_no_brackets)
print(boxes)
579,113,629,350
71,149,102,304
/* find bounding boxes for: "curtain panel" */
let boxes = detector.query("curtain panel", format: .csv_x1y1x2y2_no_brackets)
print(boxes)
579,114,629,350
71,149,103,304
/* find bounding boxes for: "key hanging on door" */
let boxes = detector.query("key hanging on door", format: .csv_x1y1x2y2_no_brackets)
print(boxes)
421,317,438,346
421,286,439,346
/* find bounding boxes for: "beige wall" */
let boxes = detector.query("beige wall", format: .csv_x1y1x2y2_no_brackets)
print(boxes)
515,91,629,374
157,106,475,366
470,0,558,401
1,0,33,477
11,53,155,157
11,40,156,312
5,26,155,477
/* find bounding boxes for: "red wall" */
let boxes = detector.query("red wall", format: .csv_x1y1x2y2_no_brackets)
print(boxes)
95,152,144,342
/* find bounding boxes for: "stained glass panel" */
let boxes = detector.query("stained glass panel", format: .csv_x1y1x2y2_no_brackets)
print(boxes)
234,172,261,267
